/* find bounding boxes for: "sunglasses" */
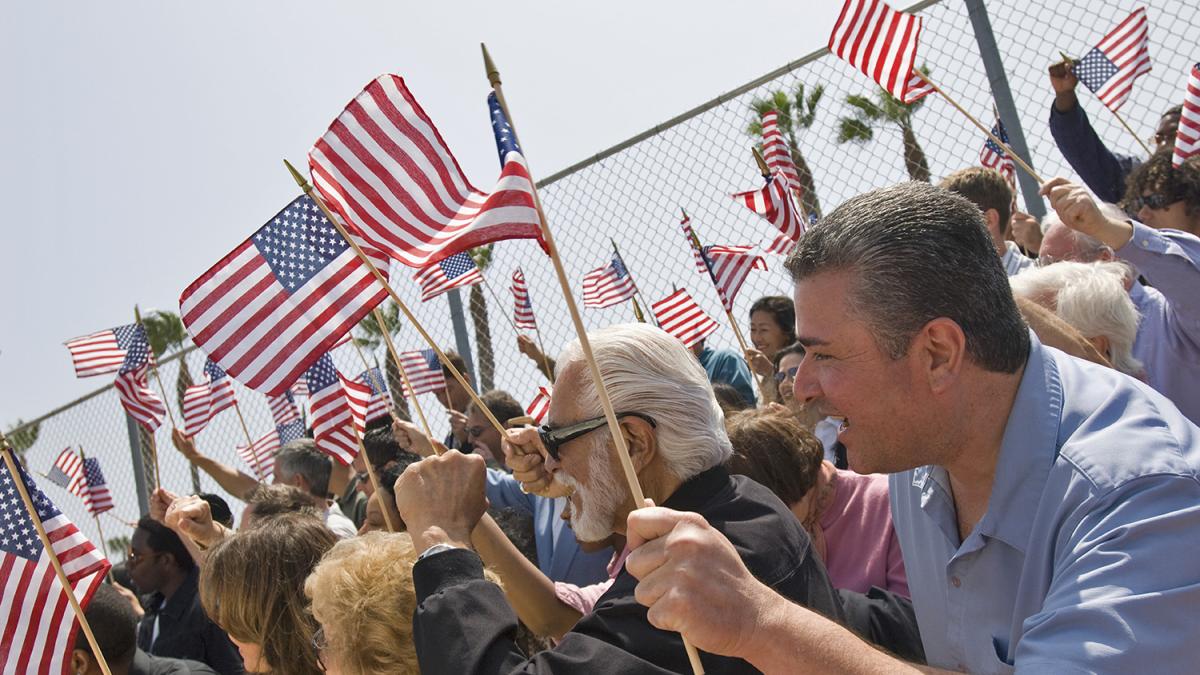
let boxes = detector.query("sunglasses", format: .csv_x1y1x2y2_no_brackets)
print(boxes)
1131,192,1179,212
538,412,657,461
774,366,800,383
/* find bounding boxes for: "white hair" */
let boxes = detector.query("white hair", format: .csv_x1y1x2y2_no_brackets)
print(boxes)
1041,211,1112,261
1010,261,1144,376
557,323,732,482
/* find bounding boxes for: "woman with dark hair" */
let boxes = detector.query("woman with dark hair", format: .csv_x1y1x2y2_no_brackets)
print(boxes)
745,295,797,402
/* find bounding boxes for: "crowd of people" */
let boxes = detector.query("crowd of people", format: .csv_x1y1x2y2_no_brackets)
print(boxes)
76,59,1200,674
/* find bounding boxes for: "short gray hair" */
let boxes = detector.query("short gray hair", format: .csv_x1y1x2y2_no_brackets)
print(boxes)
785,182,1029,373
1010,261,1143,376
1041,212,1112,261
558,324,732,482
273,438,331,498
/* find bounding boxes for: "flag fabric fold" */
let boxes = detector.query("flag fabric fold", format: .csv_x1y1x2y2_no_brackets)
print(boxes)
1074,7,1152,112
828,0,934,103
113,325,165,431
80,458,114,516
702,245,768,313
413,251,484,302
397,350,445,396
582,254,637,309
733,173,805,254
980,117,1018,191
526,386,552,424
680,212,707,273
47,449,85,496
511,268,538,329
358,367,392,423
652,290,720,349
181,359,238,436
305,354,365,466
1173,63,1200,168
760,111,802,189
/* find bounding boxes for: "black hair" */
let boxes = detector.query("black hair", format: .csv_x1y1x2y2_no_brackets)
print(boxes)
712,383,752,414
75,584,137,662
135,517,195,572
469,389,526,426
749,296,797,344
197,493,234,528
362,425,402,470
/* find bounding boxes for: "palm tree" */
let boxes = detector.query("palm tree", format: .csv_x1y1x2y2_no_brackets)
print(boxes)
353,302,412,422
747,83,826,218
836,68,932,183
468,245,496,392
4,419,40,459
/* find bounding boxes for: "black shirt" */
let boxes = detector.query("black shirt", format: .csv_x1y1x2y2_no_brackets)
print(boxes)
412,465,844,674
136,568,244,675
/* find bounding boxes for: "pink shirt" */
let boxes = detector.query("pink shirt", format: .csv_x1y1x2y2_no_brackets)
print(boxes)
553,546,630,615
819,469,909,597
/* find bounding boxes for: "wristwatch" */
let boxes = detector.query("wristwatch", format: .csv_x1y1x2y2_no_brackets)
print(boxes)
417,543,457,561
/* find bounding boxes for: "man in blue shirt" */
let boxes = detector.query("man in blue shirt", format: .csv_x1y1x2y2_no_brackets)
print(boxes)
620,181,1200,673
692,338,756,407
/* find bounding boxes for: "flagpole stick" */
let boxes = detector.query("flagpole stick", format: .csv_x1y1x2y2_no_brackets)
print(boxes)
282,160,509,440
482,43,705,674
231,401,265,484
610,238,658,328
371,309,435,440
0,435,113,675
913,71,1044,184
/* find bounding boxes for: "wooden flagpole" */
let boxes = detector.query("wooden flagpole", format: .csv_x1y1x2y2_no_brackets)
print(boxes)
1058,52,1153,156
482,43,705,674
484,274,557,382
346,338,399,533
230,401,266,482
913,71,1044,184
371,309,435,440
282,161,510,440
0,434,113,675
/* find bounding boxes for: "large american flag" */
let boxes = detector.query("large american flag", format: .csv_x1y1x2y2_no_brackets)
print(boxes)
113,325,166,432
63,323,143,378
1173,63,1200,168
1074,8,1151,112
358,366,392,423
980,117,1017,191
181,359,238,436
305,354,367,466
652,290,720,349
413,251,484,302
582,254,637,308
526,385,552,425
308,75,544,268
0,453,110,674
828,0,934,103
397,349,445,396
511,268,538,329
47,448,85,497
236,419,305,482
679,210,707,273
733,173,805,255
180,195,390,397
80,458,113,516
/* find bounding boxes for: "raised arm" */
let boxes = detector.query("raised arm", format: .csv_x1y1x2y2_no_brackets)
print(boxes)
170,428,259,500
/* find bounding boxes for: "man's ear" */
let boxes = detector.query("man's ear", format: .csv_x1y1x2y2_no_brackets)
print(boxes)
70,649,90,675
622,416,658,472
918,317,966,394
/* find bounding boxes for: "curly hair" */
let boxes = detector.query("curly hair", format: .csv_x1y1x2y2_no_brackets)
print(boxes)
1124,151,1200,218
725,407,824,506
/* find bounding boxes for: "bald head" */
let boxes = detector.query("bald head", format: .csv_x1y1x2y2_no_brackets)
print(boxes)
1038,219,1113,266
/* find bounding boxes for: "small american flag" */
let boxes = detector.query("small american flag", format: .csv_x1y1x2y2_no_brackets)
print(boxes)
305,354,365,466
652,289,720,349
113,325,166,431
398,349,445,396
582,254,637,309
179,194,390,397
47,448,85,496
526,386,552,424
1074,8,1151,111
269,390,302,426
308,76,544,268
760,111,801,189
181,359,238,436
679,210,707,273
511,268,538,329
413,251,484,302
980,117,1017,191
702,246,767,313
828,0,934,103
733,172,805,254
358,366,392,423
63,323,144,378
0,453,110,673
80,458,113,516
236,419,304,482
1173,63,1200,168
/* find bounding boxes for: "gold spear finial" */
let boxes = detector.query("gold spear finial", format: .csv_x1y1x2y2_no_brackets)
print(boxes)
481,43,501,88
284,159,312,193
752,146,771,177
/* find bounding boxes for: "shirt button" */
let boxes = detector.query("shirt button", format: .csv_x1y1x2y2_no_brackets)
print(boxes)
1141,239,1150,246
951,576,962,588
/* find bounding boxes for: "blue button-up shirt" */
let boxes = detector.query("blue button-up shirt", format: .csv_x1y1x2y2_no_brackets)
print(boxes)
485,469,613,586
891,333,1200,674
697,345,756,407
1118,222,1200,424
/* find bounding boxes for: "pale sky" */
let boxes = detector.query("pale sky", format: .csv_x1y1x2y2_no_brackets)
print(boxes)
0,0,845,425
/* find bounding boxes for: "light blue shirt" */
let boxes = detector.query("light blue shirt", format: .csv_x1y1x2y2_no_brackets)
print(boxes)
697,345,756,407
1119,222,1200,424
485,468,613,586
891,333,1200,674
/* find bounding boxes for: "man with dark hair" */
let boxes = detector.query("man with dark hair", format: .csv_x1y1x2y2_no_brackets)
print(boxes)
273,439,357,538
466,389,525,464
130,519,242,674
73,584,218,675
621,181,1200,673
351,423,404,499
940,166,1034,275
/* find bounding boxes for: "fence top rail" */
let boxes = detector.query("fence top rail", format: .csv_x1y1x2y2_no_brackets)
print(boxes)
536,0,944,188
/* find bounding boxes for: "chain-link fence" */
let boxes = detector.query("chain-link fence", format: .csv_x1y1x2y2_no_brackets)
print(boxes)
8,0,1196,556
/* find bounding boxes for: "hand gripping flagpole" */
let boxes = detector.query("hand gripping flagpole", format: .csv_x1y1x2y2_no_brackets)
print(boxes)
370,308,435,440
0,432,113,675
132,306,166,491
1056,52,1153,156
483,43,706,675
283,160,511,441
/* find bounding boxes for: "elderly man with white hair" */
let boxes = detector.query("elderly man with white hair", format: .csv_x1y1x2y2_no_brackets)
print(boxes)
393,323,842,674
1010,261,1144,377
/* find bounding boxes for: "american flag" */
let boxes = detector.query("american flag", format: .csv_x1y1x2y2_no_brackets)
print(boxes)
305,354,366,466
582,254,638,308
1074,8,1151,112
526,386,552,424
828,0,934,103
80,458,113,516
308,75,544,268
181,359,238,436
47,448,85,497
236,419,304,482
652,290,720,349
0,453,110,674
980,117,1017,191
733,172,806,255
701,246,767,312
1173,63,1200,168
269,390,302,426
680,210,707,273
179,194,390,397
63,323,143,378
359,366,392,423
397,349,445,396
511,268,538,329
113,325,166,432
413,251,484,302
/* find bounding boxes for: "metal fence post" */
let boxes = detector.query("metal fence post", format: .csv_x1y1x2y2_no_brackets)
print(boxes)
963,0,1046,219
445,289,478,390
124,413,150,517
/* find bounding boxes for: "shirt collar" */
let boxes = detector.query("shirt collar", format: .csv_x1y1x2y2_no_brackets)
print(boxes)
157,566,200,620
662,465,732,512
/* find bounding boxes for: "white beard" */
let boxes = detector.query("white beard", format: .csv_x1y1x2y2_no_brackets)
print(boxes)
556,436,626,543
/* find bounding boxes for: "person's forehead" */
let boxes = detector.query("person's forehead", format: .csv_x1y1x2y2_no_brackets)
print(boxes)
547,364,585,424
130,529,149,548
778,351,805,369
792,271,854,332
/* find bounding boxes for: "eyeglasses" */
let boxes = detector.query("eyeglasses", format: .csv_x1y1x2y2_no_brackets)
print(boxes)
466,425,486,438
774,366,800,383
1130,192,1180,212
538,412,657,462
312,625,327,669
127,549,158,567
